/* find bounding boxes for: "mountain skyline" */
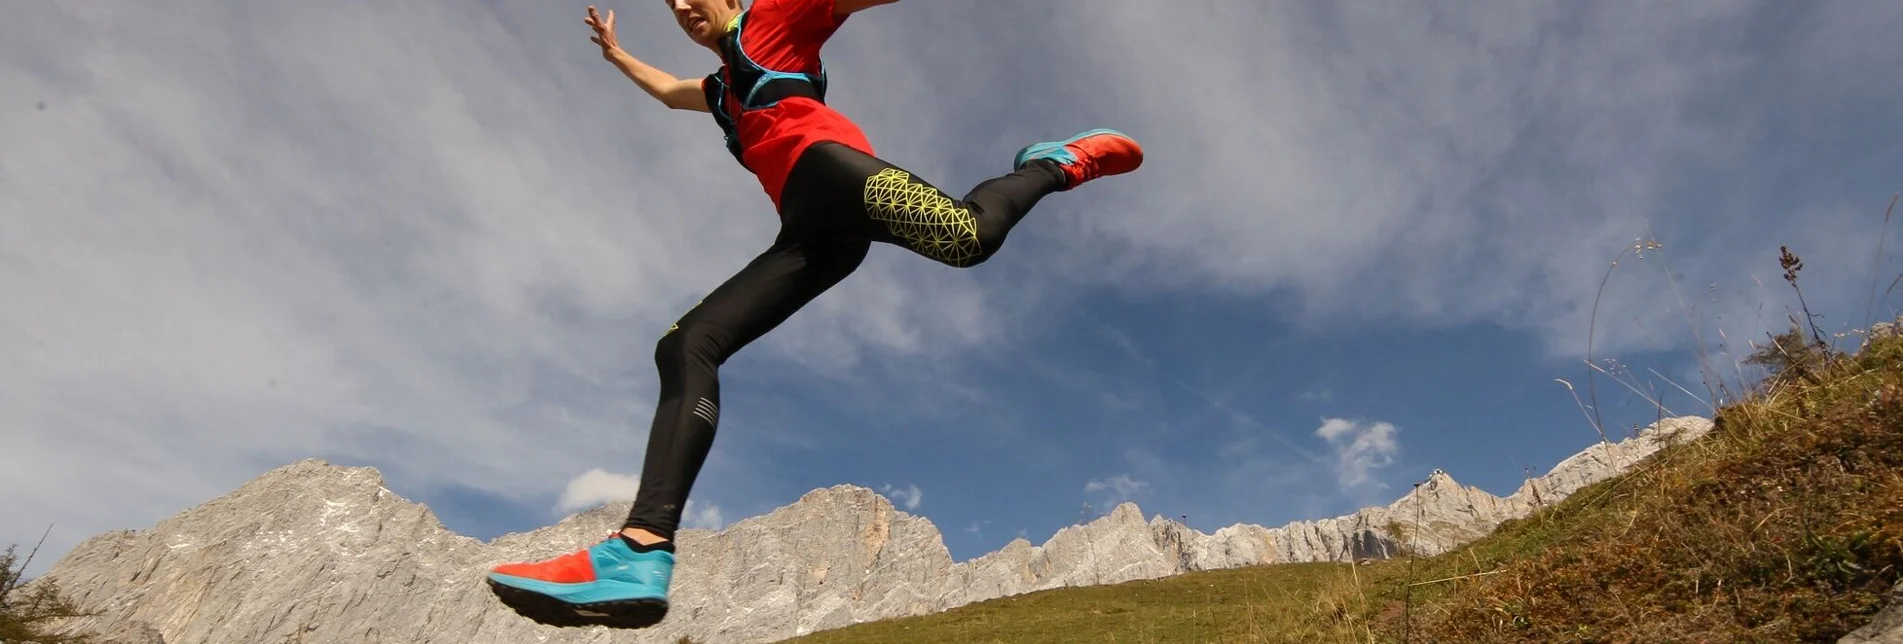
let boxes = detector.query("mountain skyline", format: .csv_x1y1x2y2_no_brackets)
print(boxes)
6,0,1900,582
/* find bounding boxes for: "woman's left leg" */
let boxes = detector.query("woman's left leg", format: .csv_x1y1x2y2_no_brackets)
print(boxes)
779,140,1079,267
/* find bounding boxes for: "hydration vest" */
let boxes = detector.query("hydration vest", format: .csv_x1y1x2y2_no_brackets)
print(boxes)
701,11,830,169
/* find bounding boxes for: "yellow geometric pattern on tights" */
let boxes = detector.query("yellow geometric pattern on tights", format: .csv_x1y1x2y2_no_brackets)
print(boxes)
862,168,982,267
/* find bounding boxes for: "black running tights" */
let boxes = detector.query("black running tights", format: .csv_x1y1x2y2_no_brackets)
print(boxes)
622,142,1067,539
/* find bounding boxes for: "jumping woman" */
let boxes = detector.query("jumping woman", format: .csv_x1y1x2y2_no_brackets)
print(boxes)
486,0,1144,629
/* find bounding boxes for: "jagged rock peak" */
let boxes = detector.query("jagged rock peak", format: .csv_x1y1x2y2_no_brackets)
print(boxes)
799,482,891,505
1403,467,1470,498
246,457,389,490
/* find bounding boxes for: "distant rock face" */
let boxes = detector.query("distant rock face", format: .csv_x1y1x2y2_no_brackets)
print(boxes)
1862,314,1903,349
1248,415,1713,563
21,417,1713,644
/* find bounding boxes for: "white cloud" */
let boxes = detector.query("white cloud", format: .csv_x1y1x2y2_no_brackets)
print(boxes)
556,469,644,514
1084,474,1150,505
1018,2,1897,359
682,502,726,531
6,0,1897,578
0,1,1018,573
1314,418,1401,492
879,483,923,511
554,469,723,530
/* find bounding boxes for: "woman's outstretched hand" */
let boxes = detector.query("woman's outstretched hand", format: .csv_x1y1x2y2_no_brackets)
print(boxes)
585,6,621,59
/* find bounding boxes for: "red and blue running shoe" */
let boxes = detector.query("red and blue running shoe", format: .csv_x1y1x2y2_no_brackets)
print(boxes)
486,533,674,629
1014,128,1145,190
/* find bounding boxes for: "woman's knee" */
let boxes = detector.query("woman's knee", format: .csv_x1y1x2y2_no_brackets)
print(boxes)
954,226,1008,267
952,244,1000,268
655,322,731,372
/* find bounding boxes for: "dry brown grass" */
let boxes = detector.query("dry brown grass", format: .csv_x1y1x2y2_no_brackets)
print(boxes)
1356,334,1903,643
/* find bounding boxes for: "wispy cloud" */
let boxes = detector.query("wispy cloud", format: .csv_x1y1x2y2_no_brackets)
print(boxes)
682,502,726,531
553,468,723,530
556,469,644,515
6,0,1897,578
1084,474,1150,506
1024,2,1895,358
0,0,1023,570
880,483,923,511
1314,418,1402,493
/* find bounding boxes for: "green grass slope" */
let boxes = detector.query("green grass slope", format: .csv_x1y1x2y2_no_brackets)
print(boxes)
788,280,1902,642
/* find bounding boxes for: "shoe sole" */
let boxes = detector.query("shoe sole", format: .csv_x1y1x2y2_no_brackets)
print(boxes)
487,578,669,629
1014,128,1132,169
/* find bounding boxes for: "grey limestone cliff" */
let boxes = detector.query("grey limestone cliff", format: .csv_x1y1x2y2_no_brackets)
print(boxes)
1247,415,1713,564
21,416,1716,643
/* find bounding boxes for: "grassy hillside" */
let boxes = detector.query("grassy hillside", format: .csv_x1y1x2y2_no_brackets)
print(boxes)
1388,329,1901,643
787,289,1902,640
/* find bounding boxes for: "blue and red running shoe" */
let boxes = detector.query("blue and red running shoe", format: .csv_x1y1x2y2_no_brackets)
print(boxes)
486,533,674,629
1013,128,1145,191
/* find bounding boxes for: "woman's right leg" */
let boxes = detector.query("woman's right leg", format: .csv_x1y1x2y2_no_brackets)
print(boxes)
621,230,871,542
487,228,867,628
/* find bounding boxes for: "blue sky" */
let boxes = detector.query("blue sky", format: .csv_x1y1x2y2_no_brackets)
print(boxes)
5,0,1901,576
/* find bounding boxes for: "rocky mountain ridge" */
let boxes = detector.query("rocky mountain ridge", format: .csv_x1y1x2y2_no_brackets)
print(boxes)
25,416,1716,643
